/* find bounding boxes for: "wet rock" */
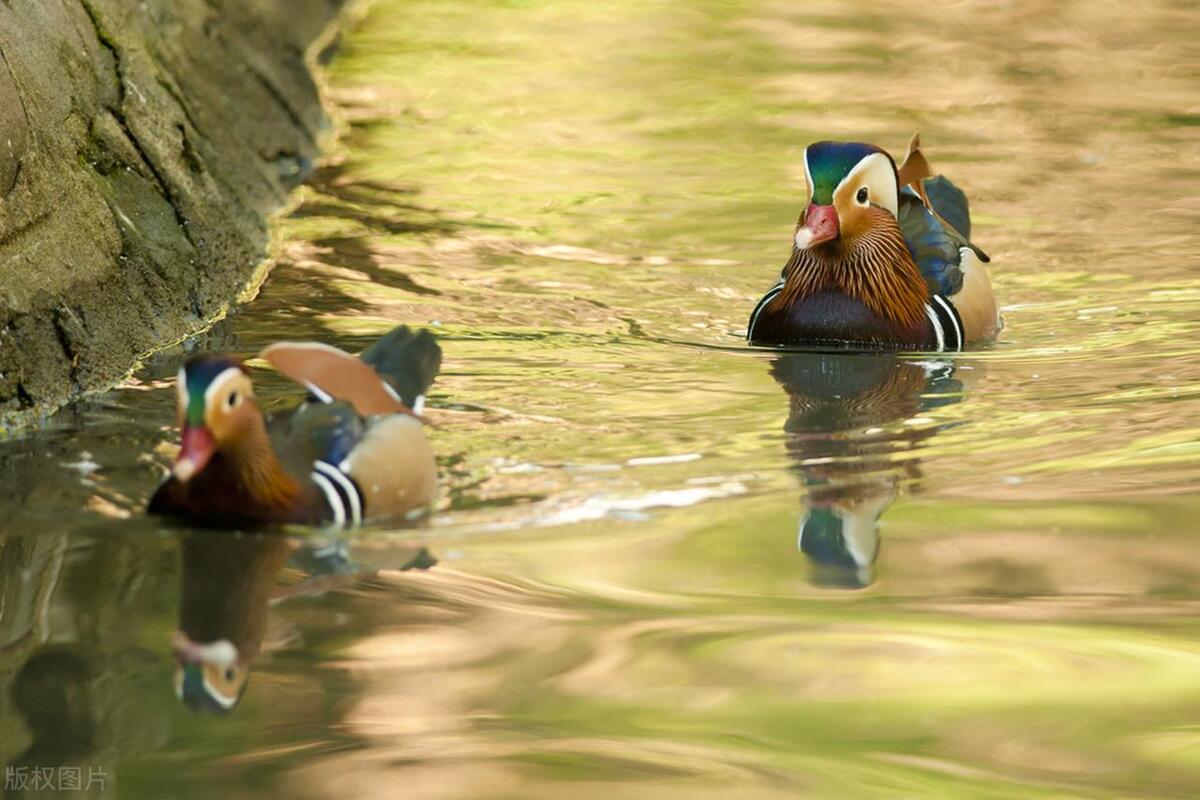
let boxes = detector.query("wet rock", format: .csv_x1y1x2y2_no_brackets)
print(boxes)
0,0,347,427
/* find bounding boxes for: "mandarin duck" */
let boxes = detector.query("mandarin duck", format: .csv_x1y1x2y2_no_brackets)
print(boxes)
748,135,999,351
149,325,441,527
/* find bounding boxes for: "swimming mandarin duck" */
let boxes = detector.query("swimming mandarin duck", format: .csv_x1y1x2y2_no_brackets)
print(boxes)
148,325,441,527
748,135,999,351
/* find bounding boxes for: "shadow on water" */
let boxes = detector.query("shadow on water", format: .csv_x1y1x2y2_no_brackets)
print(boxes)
241,123,524,342
8,650,99,782
287,161,454,298
770,351,968,588
0,525,172,796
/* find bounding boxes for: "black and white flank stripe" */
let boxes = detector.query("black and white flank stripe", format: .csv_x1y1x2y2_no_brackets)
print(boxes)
310,460,363,527
923,294,964,353
747,277,785,341
300,383,366,526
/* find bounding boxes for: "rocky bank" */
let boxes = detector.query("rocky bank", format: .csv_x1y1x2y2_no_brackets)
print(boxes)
0,0,347,426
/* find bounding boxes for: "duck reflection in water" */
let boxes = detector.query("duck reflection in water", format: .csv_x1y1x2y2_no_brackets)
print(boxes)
172,534,294,713
172,533,436,713
771,352,968,588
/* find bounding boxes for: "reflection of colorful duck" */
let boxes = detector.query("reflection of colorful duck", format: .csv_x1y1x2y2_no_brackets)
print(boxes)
173,534,294,713
172,534,436,713
770,352,967,588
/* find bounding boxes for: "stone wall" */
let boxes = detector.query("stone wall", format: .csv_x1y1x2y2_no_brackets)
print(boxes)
0,0,346,426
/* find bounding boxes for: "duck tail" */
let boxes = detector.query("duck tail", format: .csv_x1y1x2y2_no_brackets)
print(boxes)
897,133,976,242
897,133,935,189
360,326,442,411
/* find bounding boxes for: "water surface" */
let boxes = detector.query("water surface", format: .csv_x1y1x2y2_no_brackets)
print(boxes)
4,0,1200,797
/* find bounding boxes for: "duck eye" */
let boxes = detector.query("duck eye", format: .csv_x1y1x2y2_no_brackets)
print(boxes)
856,187,869,204
226,391,240,409
224,667,236,682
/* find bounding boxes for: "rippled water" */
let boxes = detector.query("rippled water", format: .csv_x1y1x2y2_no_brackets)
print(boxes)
4,0,1200,796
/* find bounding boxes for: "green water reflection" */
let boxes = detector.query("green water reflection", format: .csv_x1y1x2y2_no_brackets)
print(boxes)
4,0,1200,796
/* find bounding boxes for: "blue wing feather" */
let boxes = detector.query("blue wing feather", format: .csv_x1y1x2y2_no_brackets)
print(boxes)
897,176,987,298
922,175,971,238
270,400,365,473
899,189,962,297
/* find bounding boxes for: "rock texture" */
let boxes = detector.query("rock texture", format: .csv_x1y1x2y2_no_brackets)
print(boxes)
0,0,346,426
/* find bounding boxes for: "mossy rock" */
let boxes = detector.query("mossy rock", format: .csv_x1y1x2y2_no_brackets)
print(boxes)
0,0,347,427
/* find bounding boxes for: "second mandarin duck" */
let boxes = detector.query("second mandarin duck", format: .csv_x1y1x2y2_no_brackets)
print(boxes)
148,325,441,527
748,135,999,351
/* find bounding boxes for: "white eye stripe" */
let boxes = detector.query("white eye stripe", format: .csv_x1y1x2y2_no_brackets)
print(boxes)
203,367,247,410
201,675,239,709
800,146,813,206
834,153,898,216
196,640,238,667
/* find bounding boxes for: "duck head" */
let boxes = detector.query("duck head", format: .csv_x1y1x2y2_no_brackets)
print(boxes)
798,486,893,589
794,141,899,252
172,356,259,483
172,634,247,713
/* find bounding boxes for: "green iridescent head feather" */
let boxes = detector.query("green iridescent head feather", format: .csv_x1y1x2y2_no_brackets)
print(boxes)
181,355,245,426
805,141,895,205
